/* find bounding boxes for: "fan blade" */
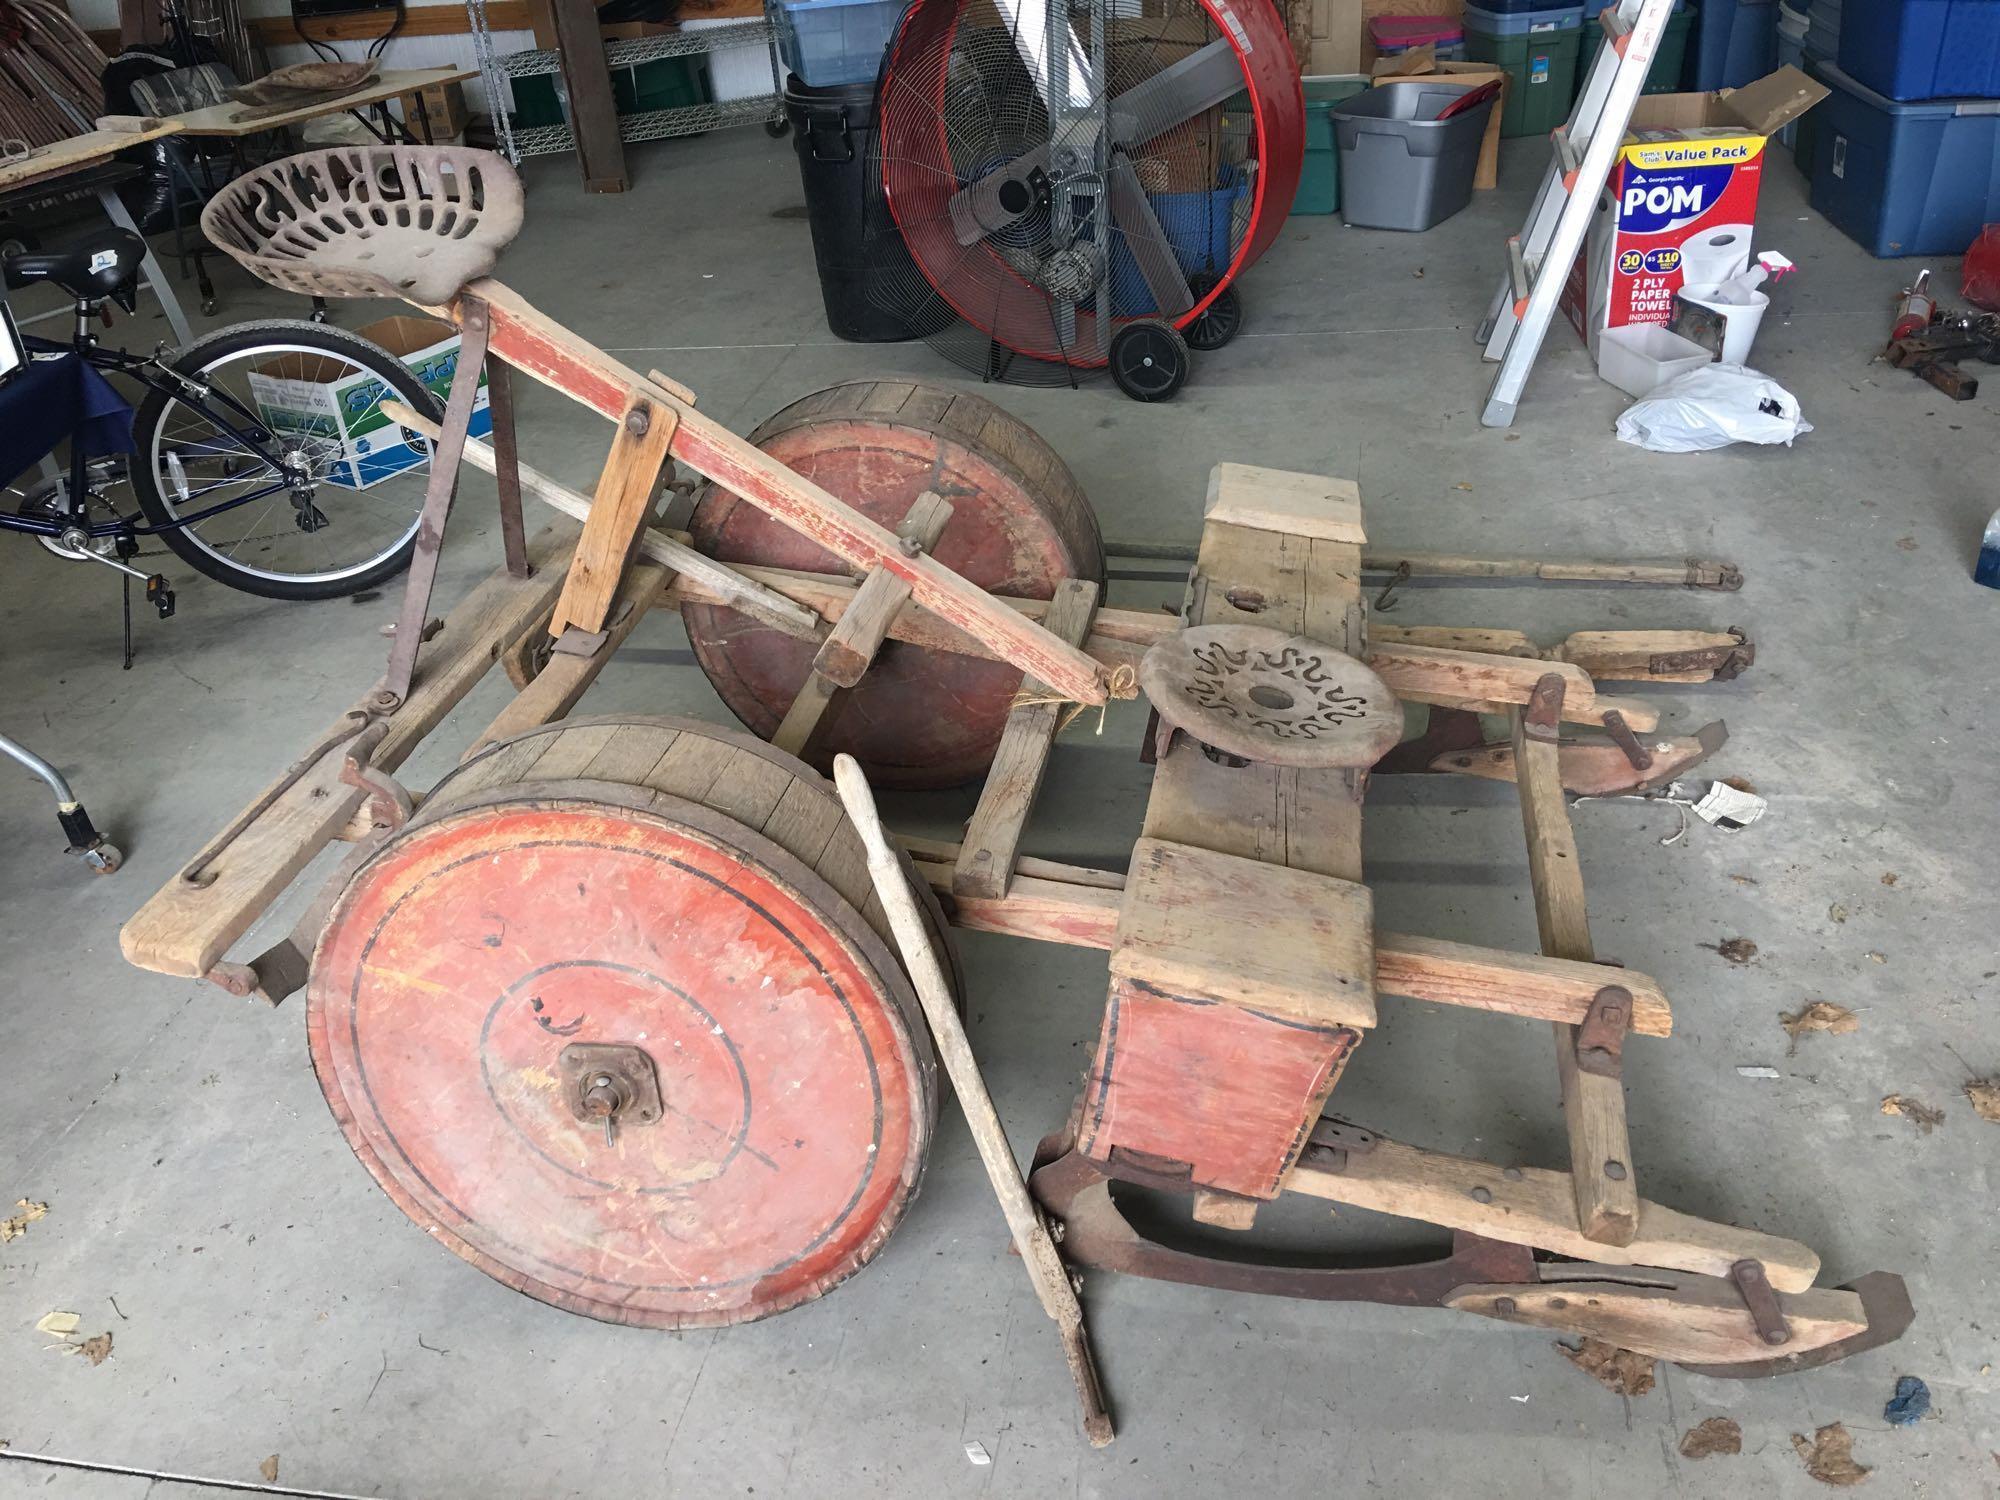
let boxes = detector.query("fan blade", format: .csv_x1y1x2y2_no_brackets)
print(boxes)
947,38,1244,247
1108,154,1193,318
1108,39,1245,147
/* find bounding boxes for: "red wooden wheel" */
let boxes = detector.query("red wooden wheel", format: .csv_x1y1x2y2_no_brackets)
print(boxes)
307,719,949,1327
682,381,1103,788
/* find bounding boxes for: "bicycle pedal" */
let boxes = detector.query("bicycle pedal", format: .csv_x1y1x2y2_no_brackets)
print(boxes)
147,575,176,619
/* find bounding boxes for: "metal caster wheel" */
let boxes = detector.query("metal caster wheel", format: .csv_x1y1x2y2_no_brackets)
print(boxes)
1183,280,1243,352
764,117,791,138
81,842,123,876
1109,319,1191,403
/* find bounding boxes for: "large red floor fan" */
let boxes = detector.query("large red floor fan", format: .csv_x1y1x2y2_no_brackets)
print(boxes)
870,0,1303,399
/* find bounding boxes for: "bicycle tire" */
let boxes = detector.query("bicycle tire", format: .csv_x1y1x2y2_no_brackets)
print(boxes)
130,319,447,602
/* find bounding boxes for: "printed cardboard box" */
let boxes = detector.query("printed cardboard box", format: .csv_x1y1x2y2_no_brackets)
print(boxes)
1561,66,1826,356
246,315,490,490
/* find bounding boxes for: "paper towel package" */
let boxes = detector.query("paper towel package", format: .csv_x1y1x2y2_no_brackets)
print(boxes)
1562,66,1826,356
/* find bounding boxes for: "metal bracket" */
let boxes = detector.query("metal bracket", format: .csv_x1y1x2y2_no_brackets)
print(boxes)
1298,1118,1379,1174
1574,986,1631,1078
1599,709,1653,771
1647,627,1754,682
1729,1258,1792,1346
338,721,413,834
559,1043,663,1144
1523,672,1566,741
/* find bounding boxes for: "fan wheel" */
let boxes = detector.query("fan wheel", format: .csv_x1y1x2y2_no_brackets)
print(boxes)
1110,319,1191,402
1184,279,1243,352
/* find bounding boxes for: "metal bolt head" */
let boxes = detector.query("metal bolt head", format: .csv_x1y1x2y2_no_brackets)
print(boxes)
626,406,651,437
1493,1296,1517,1316
899,535,923,557
1469,1185,1493,1204
1604,1159,1628,1182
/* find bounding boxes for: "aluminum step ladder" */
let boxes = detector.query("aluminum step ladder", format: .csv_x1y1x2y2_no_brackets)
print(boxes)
1476,0,1679,428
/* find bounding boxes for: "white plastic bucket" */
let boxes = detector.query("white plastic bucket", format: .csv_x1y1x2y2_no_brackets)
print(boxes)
1678,282,1771,364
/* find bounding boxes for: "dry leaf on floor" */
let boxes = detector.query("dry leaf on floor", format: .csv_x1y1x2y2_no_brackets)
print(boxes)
76,1332,112,1366
260,1455,280,1483
35,1311,80,1338
1721,775,1758,794
1965,1078,2000,1123
1881,872,1899,886
1710,937,1758,964
1793,1422,1870,1486
1559,1338,1656,1396
1830,903,1849,924
2,1200,48,1242
1881,1094,1945,1134
1782,1002,1859,1053
1679,1416,1743,1459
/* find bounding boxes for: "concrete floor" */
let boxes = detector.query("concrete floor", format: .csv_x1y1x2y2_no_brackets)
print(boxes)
2,124,1996,1499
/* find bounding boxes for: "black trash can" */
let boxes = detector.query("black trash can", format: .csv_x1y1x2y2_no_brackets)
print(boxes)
785,77,946,343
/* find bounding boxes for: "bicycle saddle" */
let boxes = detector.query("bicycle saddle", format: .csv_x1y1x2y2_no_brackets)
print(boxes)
3,227,144,309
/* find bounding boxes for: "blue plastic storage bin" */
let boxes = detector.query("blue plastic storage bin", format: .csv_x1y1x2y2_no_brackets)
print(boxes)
1810,62,2000,255
1109,175,1250,316
1693,0,1778,89
1463,2,1583,34
775,0,904,88
1837,0,2000,101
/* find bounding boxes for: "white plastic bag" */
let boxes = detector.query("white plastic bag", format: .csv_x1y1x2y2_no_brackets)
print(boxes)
1615,363,1812,453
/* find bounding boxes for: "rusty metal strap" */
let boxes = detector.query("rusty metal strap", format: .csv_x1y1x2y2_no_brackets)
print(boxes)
378,295,492,710
1648,628,1755,681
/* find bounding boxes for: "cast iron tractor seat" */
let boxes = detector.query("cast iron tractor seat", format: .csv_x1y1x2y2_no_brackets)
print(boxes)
1139,625,1404,770
200,145,525,307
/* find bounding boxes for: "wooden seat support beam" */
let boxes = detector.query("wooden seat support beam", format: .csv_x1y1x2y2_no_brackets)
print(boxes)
953,577,1100,901
460,280,1111,707
1513,678,1640,1247
545,389,677,640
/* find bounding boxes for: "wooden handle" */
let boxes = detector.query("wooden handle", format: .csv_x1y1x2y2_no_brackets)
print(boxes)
832,756,1115,1447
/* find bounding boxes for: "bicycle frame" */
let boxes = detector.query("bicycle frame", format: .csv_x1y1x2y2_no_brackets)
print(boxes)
3,306,313,543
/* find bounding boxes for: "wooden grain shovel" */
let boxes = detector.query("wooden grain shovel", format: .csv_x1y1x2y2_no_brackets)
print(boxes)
832,754,1115,1448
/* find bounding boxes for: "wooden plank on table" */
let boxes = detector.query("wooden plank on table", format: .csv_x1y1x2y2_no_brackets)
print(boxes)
771,493,953,756
383,399,820,641
468,556,671,756
1111,838,1377,1027
1445,1280,1866,1367
953,577,1100,901
1204,462,1365,545
546,392,677,638
1285,1128,1821,1292
465,280,1110,707
119,525,579,981
1512,699,1640,1248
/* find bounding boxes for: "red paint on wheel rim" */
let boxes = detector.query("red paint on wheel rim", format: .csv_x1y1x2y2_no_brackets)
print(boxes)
307,798,930,1327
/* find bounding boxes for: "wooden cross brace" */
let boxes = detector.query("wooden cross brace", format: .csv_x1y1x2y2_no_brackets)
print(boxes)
772,492,955,758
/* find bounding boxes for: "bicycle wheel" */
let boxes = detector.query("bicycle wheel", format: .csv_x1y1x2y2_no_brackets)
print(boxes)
130,319,448,601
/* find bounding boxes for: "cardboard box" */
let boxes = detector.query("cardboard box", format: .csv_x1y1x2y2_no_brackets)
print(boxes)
1369,55,1506,191
247,316,490,491
411,79,469,141
1561,66,1827,355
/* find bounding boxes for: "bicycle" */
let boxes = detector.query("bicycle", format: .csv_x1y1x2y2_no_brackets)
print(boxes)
2,222,448,606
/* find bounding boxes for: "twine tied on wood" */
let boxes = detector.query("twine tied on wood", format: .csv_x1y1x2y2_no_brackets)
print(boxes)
1009,664,1137,736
